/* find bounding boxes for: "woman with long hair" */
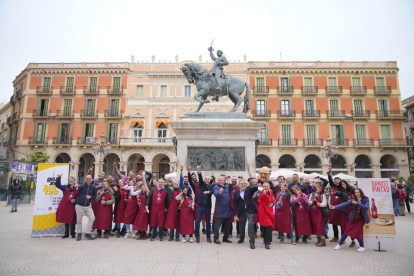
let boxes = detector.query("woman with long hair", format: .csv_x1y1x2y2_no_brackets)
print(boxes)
290,185,312,244
258,182,275,249
176,185,195,243
332,188,370,252
308,184,327,247
274,183,295,244
113,179,128,237
333,180,356,247
134,171,150,240
55,174,78,238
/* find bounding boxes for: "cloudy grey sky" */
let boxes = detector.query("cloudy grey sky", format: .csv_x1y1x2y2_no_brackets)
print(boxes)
0,0,413,102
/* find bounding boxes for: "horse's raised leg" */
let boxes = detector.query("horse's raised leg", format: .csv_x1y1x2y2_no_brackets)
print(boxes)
195,95,208,112
194,90,209,104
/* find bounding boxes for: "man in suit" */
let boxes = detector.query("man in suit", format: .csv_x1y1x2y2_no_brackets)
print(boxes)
213,175,233,244
233,178,258,249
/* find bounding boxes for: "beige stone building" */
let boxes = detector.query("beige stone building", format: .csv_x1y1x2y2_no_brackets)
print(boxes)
402,95,414,174
0,102,11,157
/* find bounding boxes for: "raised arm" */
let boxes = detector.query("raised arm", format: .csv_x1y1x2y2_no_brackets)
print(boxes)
55,174,65,192
188,164,196,191
246,164,254,178
209,50,217,61
113,161,127,183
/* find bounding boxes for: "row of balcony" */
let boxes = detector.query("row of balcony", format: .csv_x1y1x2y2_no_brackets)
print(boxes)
252,110,404,119
31,110,123,118
253,86,392,95
34,86,124,95
9,137,411,148
257,138,412,147
9,90,23,104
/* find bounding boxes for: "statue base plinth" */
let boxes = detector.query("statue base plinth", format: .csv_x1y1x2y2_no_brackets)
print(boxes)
169,113,263,179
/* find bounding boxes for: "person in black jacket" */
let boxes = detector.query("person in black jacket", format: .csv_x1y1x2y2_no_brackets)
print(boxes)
189,165,213,243
9,179,23,212
233,178,258,249
74,175,97,241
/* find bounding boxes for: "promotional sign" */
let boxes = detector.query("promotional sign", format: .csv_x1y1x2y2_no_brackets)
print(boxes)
31,163,69,237
358,178,397,250
12,162,34,173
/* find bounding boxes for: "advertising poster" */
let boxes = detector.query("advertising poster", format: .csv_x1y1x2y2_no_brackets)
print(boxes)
358,178,397,250
31,163,69,237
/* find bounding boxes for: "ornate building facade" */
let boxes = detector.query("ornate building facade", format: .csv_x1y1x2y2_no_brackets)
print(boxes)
6,59,410,181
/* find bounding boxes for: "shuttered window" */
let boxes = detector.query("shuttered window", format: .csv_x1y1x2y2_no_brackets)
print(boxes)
63,99,72,116
356,125,366,145
161,86,167,97
381,125,390,145
306,125,316,145
354,100,363,116
282,125,291,145
66,77,74,93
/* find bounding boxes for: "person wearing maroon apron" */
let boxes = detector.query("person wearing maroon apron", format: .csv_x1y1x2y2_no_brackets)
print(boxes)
123,180,140,238
334,180,356,247
229,178,239,236
332,188,370,252
164,180,181,241
326,169,345,242
95,180,115,239
134,185,150,240
290,185,312,244
274,184,294,244
56,175,79,238
176,186,195,243
308,184,328,247
113,179,128,238
146,178,170,241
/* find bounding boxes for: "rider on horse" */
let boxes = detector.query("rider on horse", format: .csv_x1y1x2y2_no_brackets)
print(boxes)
208,47,229,93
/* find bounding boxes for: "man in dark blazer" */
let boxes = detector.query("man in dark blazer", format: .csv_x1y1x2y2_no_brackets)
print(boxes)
233,178,258,249
213,176,233,244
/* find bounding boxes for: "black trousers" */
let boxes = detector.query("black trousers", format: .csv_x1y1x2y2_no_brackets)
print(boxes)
169,229,180,239
405,198,411,212
263,226,272,244
152,226,164,238
65,223,76,236
214,217,231,241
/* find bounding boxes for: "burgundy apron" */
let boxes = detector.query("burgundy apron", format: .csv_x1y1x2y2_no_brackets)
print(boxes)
310,194,325,236
230,186,239,222
113,189,128,223
149,189,166,227
343,207,365,241
56,187,79,224
293,196,312,236
134,194,149,231
94,191,113,230
179,197,195,235
273,192,292,234
124,191,139,224
329,186,342,226
164,191,180,229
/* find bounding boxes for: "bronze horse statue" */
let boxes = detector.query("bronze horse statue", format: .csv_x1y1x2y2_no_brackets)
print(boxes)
180,63,251,113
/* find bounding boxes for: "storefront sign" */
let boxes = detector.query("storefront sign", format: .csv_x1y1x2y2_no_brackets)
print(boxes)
358,178,397,250
31,163,69,237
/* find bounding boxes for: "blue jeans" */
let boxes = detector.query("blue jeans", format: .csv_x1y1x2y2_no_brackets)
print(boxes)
278,232,293,239
195,204,211,239
339,235,363,247
324,220,329,235
393,199,399,215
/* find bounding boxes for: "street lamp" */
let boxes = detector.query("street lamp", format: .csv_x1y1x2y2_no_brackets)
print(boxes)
93,133,111,174
320,137,339,166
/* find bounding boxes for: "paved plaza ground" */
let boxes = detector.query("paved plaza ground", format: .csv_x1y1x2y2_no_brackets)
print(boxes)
0,203,413,276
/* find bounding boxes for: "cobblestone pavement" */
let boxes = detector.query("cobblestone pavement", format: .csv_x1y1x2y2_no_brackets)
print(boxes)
0,203,413,276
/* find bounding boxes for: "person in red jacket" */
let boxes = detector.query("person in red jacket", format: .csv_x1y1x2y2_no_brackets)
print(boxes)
55,174,79,238
259,182,275,250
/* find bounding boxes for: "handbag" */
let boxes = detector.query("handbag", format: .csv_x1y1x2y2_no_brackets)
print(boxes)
321,195,331,218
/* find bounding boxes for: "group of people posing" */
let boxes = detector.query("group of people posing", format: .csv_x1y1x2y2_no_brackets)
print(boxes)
54,162,371,251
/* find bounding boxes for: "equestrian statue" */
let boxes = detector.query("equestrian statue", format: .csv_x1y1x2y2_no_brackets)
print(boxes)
180,45,251,113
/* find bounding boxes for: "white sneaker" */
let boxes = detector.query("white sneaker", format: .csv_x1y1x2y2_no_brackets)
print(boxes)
182,237,186,243
357,247,366,252
334,244,341,250
124,232,131,239
189,238,194,243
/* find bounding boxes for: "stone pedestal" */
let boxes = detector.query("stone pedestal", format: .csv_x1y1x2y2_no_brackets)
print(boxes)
169,113,263,179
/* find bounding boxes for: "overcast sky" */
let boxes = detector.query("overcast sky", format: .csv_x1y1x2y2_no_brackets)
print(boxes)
0,0,413,103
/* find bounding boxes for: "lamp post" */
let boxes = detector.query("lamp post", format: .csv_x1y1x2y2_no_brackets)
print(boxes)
93,133,111,174
320,137,339,168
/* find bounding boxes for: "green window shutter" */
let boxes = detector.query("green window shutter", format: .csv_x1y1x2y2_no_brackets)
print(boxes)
265,125,269,138
115,99,119,116
381,125,390,139
352,77,360,86
356,125,365,145
339,125,344,140
81,123,86,140
20,82,23,91
264,100,268,111
282,125,291,144
41,123,46,143
63,99,72,116
68,124,72,142
34,123,38,139
57,123,62,142
113,77,121,87
114,123,119,144
106,123,110,142
376,77,385,86
91,100,96,116
331,125,337,140
354,100,363,116
44,100,49,115
304,77,312,86
328,77,336,86
89,123,94,137
36,99,41,113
